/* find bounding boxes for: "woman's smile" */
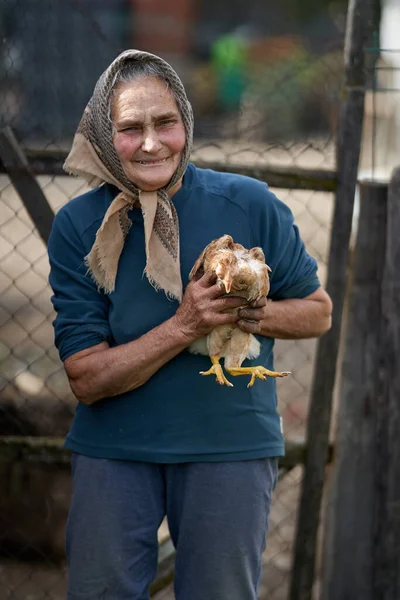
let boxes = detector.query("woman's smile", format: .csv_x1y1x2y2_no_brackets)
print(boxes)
135,157,169,165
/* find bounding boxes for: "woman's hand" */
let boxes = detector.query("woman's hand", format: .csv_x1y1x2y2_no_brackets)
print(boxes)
237,288,332,338
173,272,246,343
237,297,268,334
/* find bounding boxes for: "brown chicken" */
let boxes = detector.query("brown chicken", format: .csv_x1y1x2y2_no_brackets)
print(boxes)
188,235,291,387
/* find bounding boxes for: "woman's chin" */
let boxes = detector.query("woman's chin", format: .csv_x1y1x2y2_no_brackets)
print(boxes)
125,166,175,192
137,179,169,192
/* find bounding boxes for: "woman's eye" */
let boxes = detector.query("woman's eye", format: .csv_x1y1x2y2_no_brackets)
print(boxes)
121,126,141,133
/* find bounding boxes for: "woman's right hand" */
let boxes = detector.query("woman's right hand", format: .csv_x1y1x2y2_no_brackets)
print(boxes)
172,271,247,343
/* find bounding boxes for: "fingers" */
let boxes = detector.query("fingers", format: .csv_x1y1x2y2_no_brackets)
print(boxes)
249,297,267,308
237,319,262,334
192,267,204,282
181,273,268,338
238,307,265,321
208,280,228,298
237,304,266,334
214,296,248,311
197,271,218,288
214,312,241,326
194,274,229,300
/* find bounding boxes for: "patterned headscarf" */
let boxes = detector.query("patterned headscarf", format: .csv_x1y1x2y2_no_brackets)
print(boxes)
64,49,194,301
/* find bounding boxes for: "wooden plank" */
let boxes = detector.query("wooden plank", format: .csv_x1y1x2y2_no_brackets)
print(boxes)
0,435,70,464
322,182,387,600
288,0,374,597
0,435,325,471
2,148,338,192
373,168,400,599
0,127,54,244
192,160,337,192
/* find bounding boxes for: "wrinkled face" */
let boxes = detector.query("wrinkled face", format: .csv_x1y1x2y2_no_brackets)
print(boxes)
112,77,186,193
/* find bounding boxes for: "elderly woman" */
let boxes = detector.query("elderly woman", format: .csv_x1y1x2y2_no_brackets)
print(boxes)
48,50,332,600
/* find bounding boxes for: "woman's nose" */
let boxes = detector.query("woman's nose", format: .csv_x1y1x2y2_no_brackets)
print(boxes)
141,129,162,153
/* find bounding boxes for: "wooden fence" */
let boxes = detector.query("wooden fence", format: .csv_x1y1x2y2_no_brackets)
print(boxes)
321,172,400,600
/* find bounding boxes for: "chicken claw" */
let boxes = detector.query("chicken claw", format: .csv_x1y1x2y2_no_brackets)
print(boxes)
226,366,291,388
200,356,233,387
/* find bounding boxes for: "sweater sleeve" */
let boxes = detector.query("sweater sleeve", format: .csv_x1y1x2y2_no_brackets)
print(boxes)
251,186,321,300
48,207,112,361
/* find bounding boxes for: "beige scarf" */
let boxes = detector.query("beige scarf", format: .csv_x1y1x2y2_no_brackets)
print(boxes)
64,49,194,302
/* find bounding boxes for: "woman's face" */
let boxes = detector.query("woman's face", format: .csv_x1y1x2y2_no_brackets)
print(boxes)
112,77,186,192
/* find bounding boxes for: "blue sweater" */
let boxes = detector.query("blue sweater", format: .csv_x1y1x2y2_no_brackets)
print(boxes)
48,163,320,462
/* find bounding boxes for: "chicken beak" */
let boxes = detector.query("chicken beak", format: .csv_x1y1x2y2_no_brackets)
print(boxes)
223,277,232,293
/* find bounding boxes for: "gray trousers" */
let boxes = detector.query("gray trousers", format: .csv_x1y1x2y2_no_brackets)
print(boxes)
66,454,278,600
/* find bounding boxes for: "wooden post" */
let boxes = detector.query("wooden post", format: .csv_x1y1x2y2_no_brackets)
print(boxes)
0,127,54,244
289,0,374,598
322,181,387,600
373,168,400,599
322,172,400,599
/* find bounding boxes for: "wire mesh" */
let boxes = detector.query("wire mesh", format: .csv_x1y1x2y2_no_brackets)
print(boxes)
0,157,334,600
0,0,344,598
361,46,400,181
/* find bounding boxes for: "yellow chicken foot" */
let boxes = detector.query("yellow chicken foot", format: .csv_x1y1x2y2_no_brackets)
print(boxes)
226,366,291,388
200,355,233,387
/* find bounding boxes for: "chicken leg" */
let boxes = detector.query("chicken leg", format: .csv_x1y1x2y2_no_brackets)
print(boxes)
200,355,233,387
226,366,291,388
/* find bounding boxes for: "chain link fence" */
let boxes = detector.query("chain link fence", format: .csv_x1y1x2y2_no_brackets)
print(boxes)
0,0,346,598
0,166,334,600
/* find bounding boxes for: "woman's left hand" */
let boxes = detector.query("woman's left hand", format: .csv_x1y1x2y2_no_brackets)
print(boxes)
237,297,268,334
